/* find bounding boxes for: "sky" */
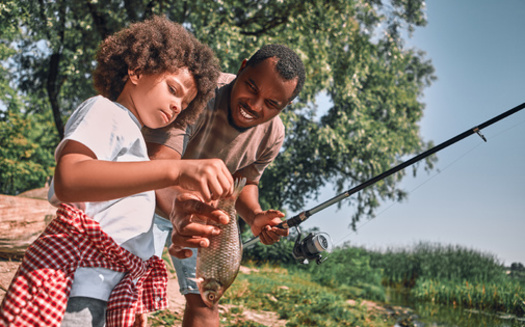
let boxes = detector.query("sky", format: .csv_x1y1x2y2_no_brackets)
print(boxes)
289,0,525,266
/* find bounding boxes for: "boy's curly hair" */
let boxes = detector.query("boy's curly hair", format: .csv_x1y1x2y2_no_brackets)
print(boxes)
93,15,220,128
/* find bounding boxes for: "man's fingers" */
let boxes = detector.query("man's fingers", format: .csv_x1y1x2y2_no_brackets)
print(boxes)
168,236,211,259
179,198,229,225
258,225,289,245
266,209,285,220
271,225,289,237
168,245,193,259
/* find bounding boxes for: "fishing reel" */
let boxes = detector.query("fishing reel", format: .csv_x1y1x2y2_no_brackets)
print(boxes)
292,227,333,265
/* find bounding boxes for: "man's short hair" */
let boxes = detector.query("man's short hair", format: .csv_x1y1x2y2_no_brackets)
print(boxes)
246,44,305,102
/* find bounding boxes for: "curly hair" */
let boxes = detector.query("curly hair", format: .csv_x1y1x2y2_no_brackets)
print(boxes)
246,44,305,102
93,15,220,128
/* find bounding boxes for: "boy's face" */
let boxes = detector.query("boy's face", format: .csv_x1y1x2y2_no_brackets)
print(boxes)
126,68,197,128
229,58,297,129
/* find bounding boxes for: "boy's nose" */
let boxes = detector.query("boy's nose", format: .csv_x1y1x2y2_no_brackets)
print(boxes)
171,100,181,114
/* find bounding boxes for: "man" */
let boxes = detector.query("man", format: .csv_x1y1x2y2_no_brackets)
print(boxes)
143,44,306,327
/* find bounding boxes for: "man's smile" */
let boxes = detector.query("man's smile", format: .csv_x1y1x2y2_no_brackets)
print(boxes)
239,103,258,120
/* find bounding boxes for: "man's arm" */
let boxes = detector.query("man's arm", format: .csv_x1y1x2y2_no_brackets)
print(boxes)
235,183,289,245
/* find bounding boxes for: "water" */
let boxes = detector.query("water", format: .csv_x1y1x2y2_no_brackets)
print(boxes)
386,288,525,327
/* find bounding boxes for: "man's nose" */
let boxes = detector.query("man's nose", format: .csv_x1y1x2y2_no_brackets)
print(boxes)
248,97,263,112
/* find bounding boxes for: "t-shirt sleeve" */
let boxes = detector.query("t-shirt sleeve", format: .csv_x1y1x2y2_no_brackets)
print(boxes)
54,97,138,162
142,125,187,156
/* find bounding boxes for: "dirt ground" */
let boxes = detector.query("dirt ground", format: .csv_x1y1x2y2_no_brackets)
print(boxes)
0,260,286,327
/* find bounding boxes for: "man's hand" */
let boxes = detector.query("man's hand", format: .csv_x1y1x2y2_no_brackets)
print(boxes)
168,192,229,259
250,210,288,245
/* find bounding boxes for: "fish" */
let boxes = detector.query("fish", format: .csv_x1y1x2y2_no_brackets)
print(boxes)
194,177,246,308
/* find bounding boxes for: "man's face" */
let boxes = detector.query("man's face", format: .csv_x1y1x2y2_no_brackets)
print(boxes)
229,57,298,129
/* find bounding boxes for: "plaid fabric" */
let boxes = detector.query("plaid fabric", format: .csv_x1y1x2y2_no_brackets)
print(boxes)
0,204,167,327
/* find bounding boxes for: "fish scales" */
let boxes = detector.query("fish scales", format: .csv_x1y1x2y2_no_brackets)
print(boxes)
195,178,246,307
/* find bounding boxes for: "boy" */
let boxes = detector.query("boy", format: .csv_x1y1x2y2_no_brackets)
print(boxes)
0,16,233,327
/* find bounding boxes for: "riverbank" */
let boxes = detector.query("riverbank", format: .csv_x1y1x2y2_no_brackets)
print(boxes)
1,259,417,326
0,260,290,326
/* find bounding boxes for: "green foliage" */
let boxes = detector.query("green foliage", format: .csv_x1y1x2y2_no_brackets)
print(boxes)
298,245,386,301
412,279,525,316
509,262,525,286
368,241,506,286
363,241,525,316
0,109,57,194
242,231,296,265
1,0,435,228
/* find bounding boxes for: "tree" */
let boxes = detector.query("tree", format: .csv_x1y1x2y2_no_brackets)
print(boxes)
1,0,436,228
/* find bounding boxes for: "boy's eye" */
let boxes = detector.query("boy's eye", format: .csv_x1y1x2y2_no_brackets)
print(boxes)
169,85,177,95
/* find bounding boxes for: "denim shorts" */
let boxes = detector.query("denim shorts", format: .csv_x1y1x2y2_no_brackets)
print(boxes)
152,214,199,295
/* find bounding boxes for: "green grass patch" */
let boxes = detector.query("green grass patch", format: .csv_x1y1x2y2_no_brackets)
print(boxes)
221,263,395,327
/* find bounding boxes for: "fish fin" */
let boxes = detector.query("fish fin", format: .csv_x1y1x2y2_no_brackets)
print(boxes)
232,178,247,199
188,277,204,285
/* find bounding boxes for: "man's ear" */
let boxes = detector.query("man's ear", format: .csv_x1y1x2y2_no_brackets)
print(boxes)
236,59,248,75
128,69,140,84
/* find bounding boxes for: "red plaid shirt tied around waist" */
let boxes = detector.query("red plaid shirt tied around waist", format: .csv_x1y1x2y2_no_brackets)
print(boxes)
0,204,168,327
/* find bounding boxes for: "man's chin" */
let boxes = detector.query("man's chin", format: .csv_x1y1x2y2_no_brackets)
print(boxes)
227,107,253,132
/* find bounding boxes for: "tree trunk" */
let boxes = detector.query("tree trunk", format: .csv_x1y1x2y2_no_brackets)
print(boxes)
0,192,55,260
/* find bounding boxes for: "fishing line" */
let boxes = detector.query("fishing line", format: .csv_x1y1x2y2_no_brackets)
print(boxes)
243,102,525,264
332,115,525,248
333,142,484,247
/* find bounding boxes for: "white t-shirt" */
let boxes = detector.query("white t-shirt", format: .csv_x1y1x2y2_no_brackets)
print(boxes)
48,95,155,301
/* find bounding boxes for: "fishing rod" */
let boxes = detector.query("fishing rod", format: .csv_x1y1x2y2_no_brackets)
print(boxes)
243,102,525,262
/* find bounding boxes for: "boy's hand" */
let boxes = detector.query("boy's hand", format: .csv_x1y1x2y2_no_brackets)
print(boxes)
168,192,229,259
250,210,288,245
176,159,233,202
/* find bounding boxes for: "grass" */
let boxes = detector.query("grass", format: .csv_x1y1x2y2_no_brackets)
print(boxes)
222,263,395,327
367,241,525,316
412,279,525,316
150,263,397,327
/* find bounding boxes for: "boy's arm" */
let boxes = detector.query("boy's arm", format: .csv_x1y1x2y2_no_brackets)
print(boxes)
235,183,289,245
54,140,232,203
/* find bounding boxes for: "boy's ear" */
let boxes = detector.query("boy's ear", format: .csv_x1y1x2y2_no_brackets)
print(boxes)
128,69,140,84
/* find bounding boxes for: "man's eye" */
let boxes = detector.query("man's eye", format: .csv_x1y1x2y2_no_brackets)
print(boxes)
247,83,256,92
267,101,280,110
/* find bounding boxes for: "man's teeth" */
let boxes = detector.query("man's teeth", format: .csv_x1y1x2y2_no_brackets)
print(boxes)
240,106,255,119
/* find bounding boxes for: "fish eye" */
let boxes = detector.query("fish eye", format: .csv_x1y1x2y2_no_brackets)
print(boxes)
208,293,215,301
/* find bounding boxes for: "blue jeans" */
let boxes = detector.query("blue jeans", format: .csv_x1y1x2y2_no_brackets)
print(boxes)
152,214,199,295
